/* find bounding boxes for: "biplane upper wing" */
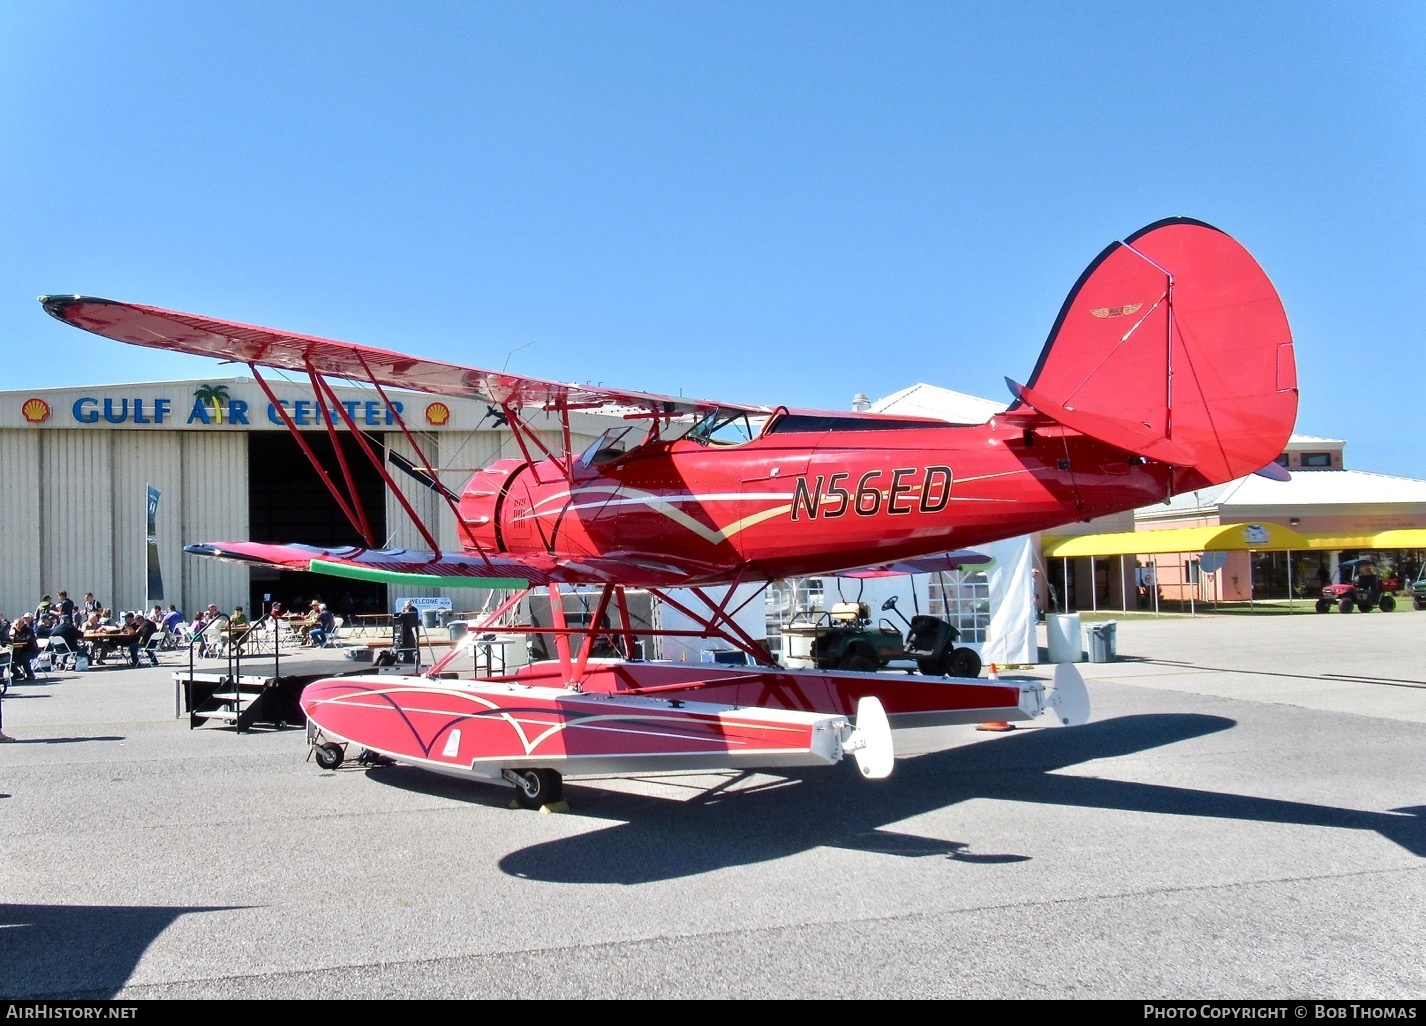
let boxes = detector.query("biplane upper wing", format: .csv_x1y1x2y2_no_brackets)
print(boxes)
183,541,707,589
38,295,768,420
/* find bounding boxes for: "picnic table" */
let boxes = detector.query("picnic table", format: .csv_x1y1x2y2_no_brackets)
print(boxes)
83,630,137,665
349,613,392,637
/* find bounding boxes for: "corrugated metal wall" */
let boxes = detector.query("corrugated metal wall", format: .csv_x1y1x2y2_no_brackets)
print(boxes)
0,430,42,621
0,427,250,619
0,419,601,622
176,430,249,618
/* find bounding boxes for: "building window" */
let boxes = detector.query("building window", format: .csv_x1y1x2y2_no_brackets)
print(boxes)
928,569,991,644
1275,454,1289,467
1300,452,1332,468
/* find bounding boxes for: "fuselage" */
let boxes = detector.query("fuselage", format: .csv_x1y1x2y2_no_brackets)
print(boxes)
458,417,1188,584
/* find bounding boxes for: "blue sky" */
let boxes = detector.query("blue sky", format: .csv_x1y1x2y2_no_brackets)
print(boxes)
3,2,1422,474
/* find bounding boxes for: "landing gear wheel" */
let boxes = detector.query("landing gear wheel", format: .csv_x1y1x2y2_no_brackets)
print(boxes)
916,656,950,676
840,652,877,672
1381,595,1397,612
314,742,344,770
512,768,563,809
948,647,982,678
1316,598,1331,613
1339,599,1355,614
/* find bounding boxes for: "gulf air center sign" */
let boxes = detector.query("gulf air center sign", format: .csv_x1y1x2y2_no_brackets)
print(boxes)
13,383,458,431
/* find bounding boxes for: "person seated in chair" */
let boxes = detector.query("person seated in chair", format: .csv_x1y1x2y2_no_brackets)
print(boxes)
52,610,82,655
119,612,146,667
134,613,160,666
306,604,336,648
9,614,38,682
226,606,250,645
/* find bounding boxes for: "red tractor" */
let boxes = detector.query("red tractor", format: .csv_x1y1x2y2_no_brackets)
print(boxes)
1316,559,1398,613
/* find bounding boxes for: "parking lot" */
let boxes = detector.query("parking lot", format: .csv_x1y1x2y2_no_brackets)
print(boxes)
2,611,1424,999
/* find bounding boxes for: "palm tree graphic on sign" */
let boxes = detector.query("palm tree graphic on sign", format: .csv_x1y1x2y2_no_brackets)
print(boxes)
193,383,230,424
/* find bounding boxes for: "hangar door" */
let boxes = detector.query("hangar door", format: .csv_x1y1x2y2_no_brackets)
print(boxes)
247,431,389,618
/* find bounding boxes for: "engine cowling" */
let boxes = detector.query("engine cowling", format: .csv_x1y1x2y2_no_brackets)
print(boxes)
457,458,531,555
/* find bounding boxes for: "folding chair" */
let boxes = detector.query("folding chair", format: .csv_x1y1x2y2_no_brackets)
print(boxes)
32,644,54,677
199,619,228,658
320,617,345,648
142,632,163,666
0,648,11,695
47,635,77,671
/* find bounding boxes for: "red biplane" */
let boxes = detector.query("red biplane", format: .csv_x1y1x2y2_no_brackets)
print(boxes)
41,216,1298,808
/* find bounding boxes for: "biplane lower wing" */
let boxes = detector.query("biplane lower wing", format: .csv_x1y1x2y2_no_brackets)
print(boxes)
180,541,700,588
184,540,733,588
184,541,1000,590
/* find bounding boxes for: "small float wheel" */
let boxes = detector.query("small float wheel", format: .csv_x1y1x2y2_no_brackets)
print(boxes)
314,742,344,770
513,768,563,809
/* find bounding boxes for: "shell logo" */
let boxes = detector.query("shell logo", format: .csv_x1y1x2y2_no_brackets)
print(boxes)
425,402,451,426
22,397,51,423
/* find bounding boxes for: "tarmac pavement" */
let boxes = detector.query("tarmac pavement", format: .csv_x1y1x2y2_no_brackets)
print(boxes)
1,612,1423,1000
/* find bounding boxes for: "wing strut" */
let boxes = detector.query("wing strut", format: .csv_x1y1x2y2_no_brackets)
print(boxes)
305,367,379,546
649,576,778,667
499,399,575,485
249,364,496,564
350,350,485,551
250,367,377,548
303,365,447,554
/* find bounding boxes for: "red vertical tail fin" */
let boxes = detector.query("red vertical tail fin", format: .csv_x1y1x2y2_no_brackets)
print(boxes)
1011,217,1297,487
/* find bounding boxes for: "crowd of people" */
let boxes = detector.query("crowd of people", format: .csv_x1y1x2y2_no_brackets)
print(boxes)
0,591,353,743
0,592,182,678
1,591,349,683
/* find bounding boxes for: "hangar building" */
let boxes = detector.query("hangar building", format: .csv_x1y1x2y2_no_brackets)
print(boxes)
0,378,609,622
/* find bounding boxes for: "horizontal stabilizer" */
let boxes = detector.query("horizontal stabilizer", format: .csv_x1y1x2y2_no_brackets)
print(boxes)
1006,378,1197,465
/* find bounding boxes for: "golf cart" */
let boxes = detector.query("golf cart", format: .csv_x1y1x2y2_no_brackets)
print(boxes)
1317,558,1397,613
788,592,981,678
879,595,983,678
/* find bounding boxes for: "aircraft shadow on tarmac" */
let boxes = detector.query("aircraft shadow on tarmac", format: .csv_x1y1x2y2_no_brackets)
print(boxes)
357,712,1426,884
0,735,127,747
0,902,237,1000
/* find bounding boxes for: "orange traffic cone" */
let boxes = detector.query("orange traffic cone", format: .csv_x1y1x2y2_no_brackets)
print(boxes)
977,665,1016,731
